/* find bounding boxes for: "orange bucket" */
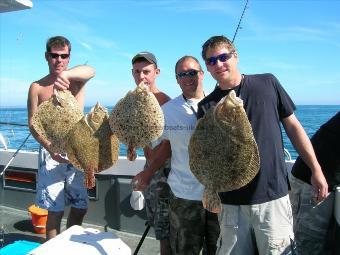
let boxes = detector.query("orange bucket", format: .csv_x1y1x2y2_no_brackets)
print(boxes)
28,205,48,234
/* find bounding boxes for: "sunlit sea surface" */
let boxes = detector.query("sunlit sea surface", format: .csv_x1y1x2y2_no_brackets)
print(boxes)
0,105,339,159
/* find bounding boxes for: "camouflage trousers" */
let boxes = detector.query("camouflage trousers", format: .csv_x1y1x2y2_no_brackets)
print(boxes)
290,175,335,255
144,166,171,240
169,194,220,255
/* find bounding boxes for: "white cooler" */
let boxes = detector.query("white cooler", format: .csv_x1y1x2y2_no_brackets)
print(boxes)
28,225,131,255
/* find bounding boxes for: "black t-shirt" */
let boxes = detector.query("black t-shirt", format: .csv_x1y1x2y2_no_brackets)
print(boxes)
197,73,296,205
291,112,340,191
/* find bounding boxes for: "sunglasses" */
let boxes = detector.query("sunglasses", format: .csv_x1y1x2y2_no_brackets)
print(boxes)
205,51,235,66
176,69,200,78
48,52,70,59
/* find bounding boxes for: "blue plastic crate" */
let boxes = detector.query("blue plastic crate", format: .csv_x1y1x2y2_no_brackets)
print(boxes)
0,240,40,255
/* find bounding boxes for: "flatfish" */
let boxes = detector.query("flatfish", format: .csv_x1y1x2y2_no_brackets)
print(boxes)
66,103,119,188
32,90,83,153
109,82,164,160
189,90,260,213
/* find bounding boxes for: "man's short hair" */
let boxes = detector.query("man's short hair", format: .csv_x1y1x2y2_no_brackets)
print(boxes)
132,51,157,68
46,36,71,53
201,35,235,60
175,56,202,73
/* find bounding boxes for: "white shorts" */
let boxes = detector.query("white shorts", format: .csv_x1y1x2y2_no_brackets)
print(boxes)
35,148,88,212
216,195,295,255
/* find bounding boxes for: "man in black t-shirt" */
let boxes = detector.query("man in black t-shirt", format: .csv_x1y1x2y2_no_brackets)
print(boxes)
198,35,328,255
290,112,340,254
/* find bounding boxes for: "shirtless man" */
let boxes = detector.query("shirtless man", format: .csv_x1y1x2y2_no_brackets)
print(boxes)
27,36,95,240
131,52,171,255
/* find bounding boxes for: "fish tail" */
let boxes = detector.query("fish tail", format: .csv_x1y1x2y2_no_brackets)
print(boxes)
202,189,222,213
84,161,96,189
127,145,137,161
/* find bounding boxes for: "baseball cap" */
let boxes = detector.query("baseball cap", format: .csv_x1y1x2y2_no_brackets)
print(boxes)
132,51,157,67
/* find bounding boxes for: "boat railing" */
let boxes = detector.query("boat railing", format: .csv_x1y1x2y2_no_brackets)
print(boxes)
0,122,33,176
284,148,292,161
0,121,33,151
0,133,7,151
0,121,29,127
0,134,31,176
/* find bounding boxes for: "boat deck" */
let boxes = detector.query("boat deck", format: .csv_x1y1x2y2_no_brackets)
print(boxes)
0,205,159,254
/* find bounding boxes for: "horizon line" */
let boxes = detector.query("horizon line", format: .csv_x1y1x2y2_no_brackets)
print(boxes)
1,104,339,109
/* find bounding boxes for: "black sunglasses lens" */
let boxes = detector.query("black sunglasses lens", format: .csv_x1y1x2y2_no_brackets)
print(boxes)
189,70,198,76
49,53,69,59
207,52,233,66
177,70,198,78
49,53,58,58
177,72,186,78
208,57,217,66
219,54,228,62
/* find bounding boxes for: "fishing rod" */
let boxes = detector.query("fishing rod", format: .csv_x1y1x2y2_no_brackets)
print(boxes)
0,133,31,176
214,0,249,89
232,0,249,43
133,222,151,255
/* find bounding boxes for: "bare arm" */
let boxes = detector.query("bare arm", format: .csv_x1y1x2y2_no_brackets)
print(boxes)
54,65,95,109
132,140,171,191
54,65,95,89
282,113,328,202
27,83,68,163
27,65,95,161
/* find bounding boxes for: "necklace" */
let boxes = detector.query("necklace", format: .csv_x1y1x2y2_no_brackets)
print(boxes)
182,94,205,117
216,74,244,89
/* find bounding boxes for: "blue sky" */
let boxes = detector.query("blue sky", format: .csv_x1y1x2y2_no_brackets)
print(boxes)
1,0,339,107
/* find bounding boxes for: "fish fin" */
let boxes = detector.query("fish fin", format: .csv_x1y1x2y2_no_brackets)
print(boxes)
127,145,137,161
84,161,96,189
202,189,222,213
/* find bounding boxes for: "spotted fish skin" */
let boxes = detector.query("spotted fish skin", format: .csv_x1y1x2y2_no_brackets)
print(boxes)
189,90,260,213
32,90,83,153
66,103,119,187
108,83,164,160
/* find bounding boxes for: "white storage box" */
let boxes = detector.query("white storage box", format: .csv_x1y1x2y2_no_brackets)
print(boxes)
28,225,131,255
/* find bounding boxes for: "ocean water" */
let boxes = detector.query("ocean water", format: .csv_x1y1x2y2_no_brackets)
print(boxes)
0,105,339,159
0,106,140,157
